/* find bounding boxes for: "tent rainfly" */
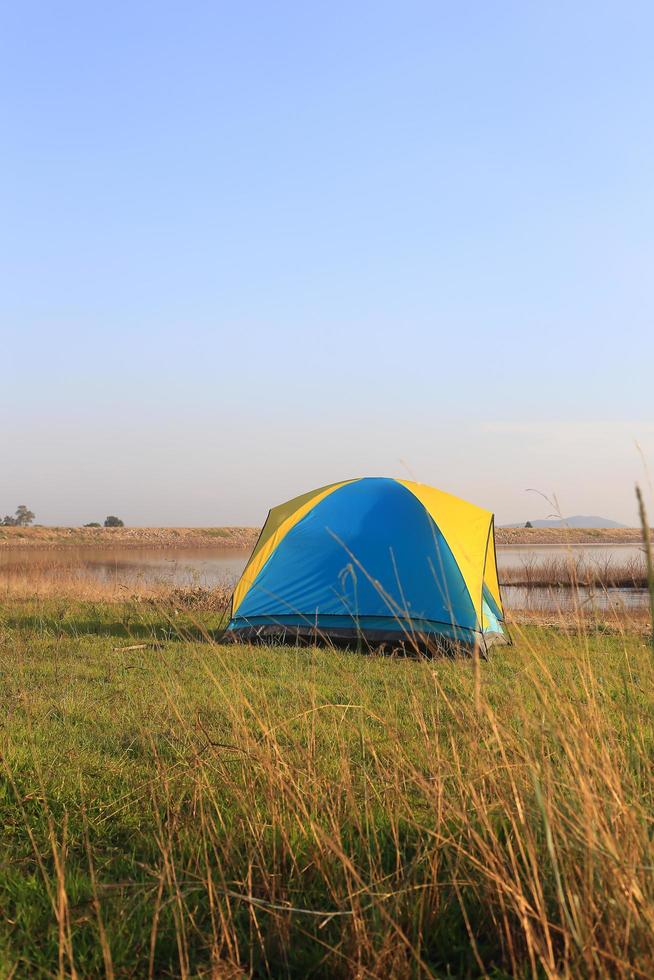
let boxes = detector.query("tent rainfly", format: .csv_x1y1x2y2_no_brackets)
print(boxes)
227,477,509,652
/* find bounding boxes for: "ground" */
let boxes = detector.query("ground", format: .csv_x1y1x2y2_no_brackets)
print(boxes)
0,599,653,977
0,526,260,551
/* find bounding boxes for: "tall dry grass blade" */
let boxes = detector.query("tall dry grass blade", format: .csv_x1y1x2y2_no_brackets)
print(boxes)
80,793,114,980
635,484,654,651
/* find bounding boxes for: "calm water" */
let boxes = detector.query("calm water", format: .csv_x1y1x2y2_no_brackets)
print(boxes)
0,547,249,588
498,544,648,610
1,543,649,611
501,585,647,612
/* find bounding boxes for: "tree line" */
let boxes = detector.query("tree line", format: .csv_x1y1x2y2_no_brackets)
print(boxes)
1,507,124,527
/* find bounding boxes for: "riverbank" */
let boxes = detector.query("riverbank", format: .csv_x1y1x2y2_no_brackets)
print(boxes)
0,524,648,549
495,525,647,545
0,524,260,550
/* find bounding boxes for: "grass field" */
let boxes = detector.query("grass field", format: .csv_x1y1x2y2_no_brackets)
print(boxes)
0,598,653,977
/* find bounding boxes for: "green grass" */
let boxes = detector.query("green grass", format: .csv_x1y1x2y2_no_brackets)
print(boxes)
0,599,653,977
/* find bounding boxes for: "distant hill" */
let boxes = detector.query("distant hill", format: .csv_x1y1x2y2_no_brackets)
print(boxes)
507,516,626,529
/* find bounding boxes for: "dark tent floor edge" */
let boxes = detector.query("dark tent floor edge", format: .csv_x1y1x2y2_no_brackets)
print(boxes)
227,615,509,652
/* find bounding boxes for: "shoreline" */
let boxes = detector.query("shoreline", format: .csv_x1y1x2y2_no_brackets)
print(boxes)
495,526,647,545
0,525,647,550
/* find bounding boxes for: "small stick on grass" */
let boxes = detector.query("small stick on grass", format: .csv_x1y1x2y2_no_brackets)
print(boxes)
112,643,163,652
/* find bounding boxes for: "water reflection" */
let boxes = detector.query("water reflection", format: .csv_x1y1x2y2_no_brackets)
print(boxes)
0,543,649,611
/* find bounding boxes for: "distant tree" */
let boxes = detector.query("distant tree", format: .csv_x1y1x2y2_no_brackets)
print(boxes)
14,505,35,526
84,522,101,528
1,515,16,526
525,520,533,528
104,515,124,527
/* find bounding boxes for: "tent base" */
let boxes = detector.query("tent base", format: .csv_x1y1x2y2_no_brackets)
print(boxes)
225,623,509,657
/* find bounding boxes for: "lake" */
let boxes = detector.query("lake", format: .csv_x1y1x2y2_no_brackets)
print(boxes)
1,541,649,612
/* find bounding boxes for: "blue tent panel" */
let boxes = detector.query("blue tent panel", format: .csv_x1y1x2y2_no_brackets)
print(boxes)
231,477,477,635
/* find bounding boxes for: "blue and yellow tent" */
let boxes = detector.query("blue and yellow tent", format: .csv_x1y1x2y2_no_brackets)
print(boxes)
228,477,508,651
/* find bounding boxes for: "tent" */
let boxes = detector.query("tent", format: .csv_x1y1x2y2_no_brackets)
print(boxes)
227,477,508,652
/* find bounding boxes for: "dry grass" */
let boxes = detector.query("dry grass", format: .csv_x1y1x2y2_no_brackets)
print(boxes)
0,561,233,606
2,561,651,640
500,555,648,589
495,527,648,545
505,601,652,637
0,525,649,550
0,525,259,550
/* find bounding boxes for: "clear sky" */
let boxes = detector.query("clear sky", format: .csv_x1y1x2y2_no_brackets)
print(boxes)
2,1,653,526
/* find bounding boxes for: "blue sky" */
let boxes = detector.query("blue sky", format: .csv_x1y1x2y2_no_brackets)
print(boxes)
2,1,653,525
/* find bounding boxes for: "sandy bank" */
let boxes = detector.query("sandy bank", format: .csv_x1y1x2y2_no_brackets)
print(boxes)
0,525,260,550
0,524,648,550
495,526,647,545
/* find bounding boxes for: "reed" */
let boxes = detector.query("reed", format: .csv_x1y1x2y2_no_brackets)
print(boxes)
636,485,654,651
499,554,647,588
2,562,651,640
0,561,233,607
